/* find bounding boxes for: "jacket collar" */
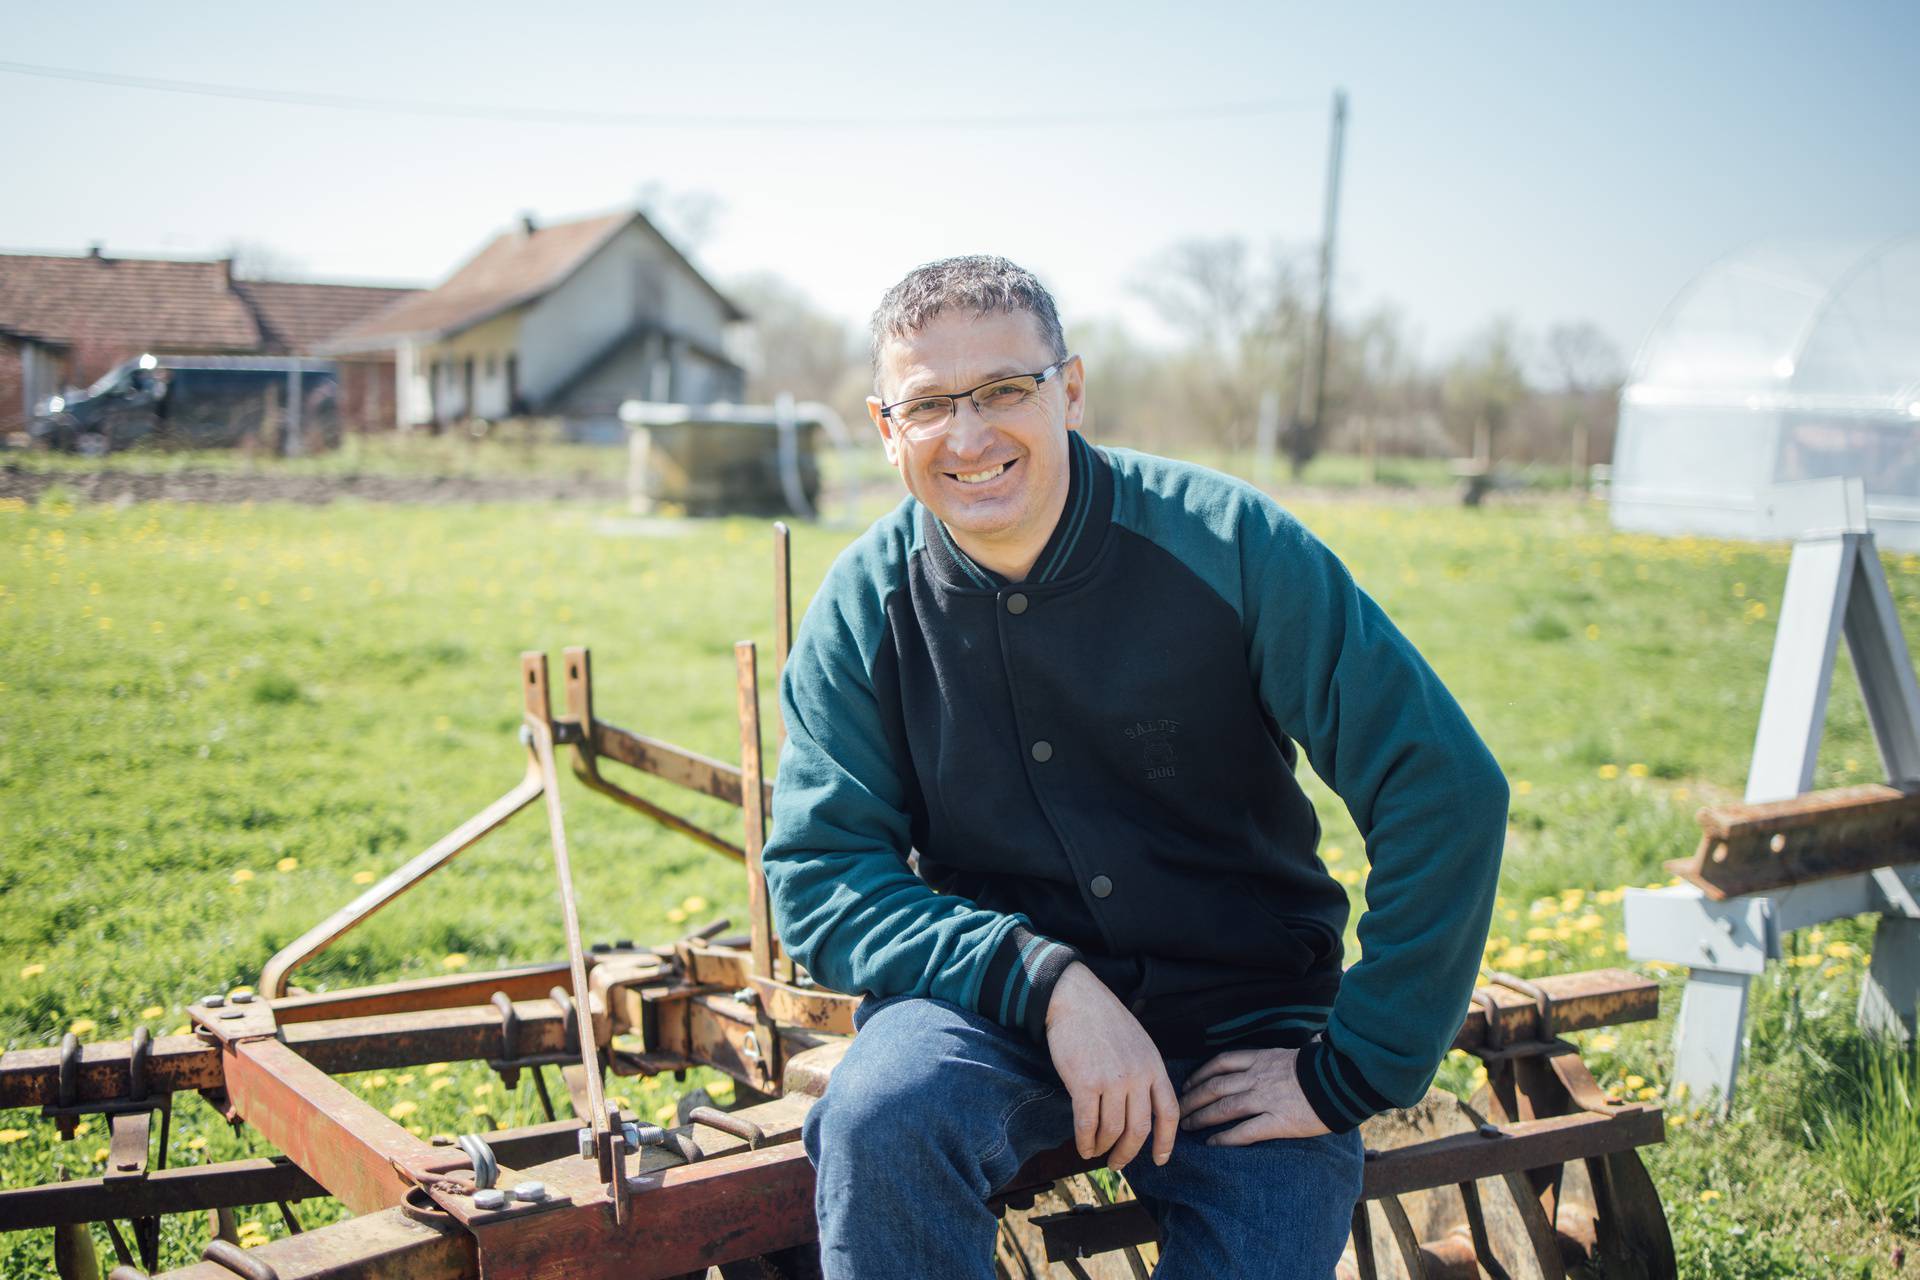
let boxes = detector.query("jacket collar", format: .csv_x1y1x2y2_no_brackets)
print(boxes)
918,430,1113,593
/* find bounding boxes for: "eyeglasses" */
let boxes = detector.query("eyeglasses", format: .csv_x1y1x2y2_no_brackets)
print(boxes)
878,357,1073,441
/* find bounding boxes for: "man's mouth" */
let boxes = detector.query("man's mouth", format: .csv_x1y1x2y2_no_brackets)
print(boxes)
948,459,1015,485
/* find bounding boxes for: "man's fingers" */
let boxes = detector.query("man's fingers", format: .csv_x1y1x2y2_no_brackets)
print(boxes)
1107,1085,1149,1170
1183,1051,1254,1090
1093,1083,1127,1156
1178,1069,1249,1117
1181,1091,1263,1131
1072,1088,1100,1159
1205,1112,1280,1147
1149,1073,1179,1166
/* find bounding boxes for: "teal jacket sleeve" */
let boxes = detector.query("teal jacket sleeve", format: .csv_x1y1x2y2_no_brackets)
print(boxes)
760,548,1081,1043
1243,507,1508,1132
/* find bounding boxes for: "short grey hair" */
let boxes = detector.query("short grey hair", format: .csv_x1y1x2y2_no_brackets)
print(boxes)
869,255,1067,392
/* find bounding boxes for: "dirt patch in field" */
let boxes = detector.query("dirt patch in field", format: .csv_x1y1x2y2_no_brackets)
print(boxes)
0,465,626,506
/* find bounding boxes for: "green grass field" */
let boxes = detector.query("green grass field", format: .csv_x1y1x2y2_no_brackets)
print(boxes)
2,474,1917,1276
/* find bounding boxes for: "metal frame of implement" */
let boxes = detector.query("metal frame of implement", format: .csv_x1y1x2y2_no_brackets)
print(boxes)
0,524,1675,1280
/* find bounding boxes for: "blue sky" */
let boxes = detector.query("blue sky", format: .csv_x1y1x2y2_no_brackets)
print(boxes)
3,1,1915,368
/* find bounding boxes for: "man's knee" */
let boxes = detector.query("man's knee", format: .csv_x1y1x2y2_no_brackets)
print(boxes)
803,997,1043,1180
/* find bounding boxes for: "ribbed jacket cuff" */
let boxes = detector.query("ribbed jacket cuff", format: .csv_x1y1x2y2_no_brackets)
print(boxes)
977,923,1082,1043
1295,1035,1395,1134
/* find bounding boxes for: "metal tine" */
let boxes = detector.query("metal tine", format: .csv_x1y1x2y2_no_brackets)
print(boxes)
521,652,625,1224
1499,1170,1568,1280
1349,1201,1379,1280
1375,1193,1426,1277
1457,1180,1513,1280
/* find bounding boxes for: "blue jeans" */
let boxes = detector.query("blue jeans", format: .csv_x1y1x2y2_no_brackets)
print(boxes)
803,995,1364,1279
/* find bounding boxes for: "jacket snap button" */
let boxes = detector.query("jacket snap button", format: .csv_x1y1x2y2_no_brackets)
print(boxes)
1090,874,1113,899
1006,593,1028,615
1030,740,1053,763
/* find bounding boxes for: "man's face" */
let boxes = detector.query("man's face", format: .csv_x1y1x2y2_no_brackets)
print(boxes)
867,308,1084,571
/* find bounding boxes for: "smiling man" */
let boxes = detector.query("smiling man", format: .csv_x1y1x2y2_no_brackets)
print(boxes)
761,255,1509,1278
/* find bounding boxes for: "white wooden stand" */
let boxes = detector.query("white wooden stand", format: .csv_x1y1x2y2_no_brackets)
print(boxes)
1623,479,1920,1109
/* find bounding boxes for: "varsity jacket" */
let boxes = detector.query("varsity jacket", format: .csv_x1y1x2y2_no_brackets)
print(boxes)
762,431,1508,1133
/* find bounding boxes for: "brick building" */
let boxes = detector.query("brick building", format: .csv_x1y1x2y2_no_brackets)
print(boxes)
0,247,417,437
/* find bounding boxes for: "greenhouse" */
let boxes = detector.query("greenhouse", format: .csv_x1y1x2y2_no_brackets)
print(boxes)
1610,234,1920,548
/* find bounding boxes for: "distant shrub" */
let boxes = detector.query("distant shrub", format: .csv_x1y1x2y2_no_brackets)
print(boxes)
250,671,303,705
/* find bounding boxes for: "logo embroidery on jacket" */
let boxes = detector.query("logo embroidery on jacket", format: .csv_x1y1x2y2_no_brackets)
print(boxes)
1124,719,1181,780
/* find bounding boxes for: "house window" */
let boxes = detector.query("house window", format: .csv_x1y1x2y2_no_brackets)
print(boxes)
485,355,496,378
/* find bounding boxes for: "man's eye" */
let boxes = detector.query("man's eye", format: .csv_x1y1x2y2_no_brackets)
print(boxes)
901,399,949,422
978,382,1031,407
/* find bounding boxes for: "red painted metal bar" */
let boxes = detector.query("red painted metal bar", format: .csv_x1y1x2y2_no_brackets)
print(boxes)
221,1037,432,1216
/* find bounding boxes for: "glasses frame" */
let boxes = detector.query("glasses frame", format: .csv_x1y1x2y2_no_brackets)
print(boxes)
877,356,1075,440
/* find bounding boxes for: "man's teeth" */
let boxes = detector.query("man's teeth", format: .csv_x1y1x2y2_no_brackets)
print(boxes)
953,462,1009,485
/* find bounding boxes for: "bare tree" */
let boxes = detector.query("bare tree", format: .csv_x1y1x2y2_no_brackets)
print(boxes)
220,240,305,281
634,181,724,254
1443,318,1530,464
1130,237,1314,456
728,272,863,411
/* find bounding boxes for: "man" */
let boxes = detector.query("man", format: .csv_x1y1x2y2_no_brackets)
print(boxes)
762,256,1507,1278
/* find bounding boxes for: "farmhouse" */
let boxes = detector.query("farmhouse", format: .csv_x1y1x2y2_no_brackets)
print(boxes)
325,209,748,441
0,246,416,436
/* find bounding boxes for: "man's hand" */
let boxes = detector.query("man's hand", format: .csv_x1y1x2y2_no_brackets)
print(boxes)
1043,962,1178,1170
1177,1047,1332,1145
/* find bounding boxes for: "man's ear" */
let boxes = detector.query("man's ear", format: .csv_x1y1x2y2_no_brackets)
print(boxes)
1062,354,1087,431
866,395,900,466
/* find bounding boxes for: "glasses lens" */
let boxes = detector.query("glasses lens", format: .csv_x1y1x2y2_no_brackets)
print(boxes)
972,375,1039,418
896,397,954,438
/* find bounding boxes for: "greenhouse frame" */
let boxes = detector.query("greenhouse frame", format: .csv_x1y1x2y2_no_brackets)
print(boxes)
1611,234,1920,548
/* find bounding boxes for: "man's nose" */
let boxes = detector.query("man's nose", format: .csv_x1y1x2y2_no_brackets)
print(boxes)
943,398,993,457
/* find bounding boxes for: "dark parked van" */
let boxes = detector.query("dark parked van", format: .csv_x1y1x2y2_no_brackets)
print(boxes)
32,354,339,454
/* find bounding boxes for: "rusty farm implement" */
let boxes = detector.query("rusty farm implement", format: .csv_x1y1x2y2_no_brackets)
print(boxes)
1,527,1677,1279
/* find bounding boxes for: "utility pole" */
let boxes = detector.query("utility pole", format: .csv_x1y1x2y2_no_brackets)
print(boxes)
1288,87,1347,476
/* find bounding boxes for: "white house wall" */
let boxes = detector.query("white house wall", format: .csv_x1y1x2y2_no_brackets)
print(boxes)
519,221,733,408
421,309,523,423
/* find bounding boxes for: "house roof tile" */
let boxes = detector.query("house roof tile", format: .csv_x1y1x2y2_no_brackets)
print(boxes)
0,253,261,351
329,212,635,348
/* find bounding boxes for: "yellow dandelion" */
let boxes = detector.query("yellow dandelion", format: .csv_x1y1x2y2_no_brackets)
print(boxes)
1526,948,1547,964
367,1075,388,1088
433,715,451,732
424,1062,449,1076
1585,623,1600,640
92,1146,111,1162
1823,941,1855,959
708,1079,735,1105
352,870,376,885
1637,1086,1660,1100
1669,1112,1688,1128
231,868,255,884
140,1005,164,1019
681,895,710,914
441,953,469,970
1624,1074,1646,1089
1597,764,1620,780
98,617,112,631
276,857,298,873
172,1025,190,1036
387,1100,418,1119
69,1018,97,1036
430,1077,454,1092
1698,1189,1721,1203
186,1136,207,1151
1591,1033,1618,1052
470,1105,492,1118
1575,913,1604,932
0,1129,29,1144
653,1103,677,1126
19,963,46,979
394,1073,415,1086
1323,845,1344,863
1626,763,1649,778
72,1121,91,1138
1513,780,1532,796
471,1082,494,1099
666,907,688,924
150,621,165,634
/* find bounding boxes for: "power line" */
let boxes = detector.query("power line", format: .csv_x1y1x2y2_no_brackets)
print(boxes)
0,59,1321,132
